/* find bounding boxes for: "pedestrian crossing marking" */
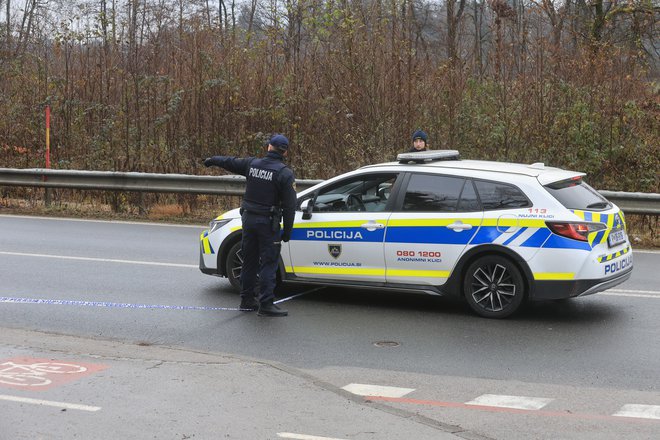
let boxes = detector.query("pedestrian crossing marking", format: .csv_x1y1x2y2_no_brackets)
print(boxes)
342,383,415,398
465,394,553,410
613,404,660,420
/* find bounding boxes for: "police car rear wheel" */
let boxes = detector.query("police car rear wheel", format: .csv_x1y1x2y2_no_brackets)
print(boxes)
225,241,243,291
463,255,525,319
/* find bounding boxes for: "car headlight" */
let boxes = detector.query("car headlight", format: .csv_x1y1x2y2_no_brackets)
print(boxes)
208,218,231,234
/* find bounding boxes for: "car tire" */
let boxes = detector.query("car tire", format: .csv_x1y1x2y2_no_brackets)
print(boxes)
224,241,243,292
463,255,525,318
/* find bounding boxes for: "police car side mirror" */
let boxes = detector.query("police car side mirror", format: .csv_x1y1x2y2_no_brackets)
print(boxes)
301,198,314,220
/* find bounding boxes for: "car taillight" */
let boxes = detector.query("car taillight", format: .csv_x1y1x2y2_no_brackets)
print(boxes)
546,221,605,241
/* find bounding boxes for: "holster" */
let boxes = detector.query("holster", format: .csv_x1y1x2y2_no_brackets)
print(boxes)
270,206,282,232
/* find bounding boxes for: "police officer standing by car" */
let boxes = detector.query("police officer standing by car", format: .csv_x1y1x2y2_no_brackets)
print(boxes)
409,129,428,152
204,134,296,317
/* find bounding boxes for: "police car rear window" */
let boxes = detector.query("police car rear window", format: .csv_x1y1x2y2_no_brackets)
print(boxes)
544,178,611,211
474,180,531,210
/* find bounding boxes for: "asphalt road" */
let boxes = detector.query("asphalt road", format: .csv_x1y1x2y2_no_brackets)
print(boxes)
0,214,658,439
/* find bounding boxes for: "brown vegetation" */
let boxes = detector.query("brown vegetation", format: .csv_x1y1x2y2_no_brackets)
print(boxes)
1,1,658,201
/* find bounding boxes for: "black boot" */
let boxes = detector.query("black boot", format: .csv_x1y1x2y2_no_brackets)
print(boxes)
257,300,288,317
239,296,259,311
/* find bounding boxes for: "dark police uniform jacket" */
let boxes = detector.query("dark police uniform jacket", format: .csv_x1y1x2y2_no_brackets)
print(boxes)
205,151,296,238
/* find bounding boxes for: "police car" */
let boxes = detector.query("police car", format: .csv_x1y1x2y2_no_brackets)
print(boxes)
199,150,633,318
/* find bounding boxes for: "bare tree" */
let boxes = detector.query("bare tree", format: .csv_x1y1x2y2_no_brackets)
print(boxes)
3,0,9,52
446,0,466,63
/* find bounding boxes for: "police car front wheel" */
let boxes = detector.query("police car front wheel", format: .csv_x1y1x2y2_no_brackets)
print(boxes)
225,241,243,291
463,255,525,319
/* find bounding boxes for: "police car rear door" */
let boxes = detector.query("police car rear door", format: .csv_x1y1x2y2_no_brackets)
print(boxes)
285,172,400,283
384,173,483,286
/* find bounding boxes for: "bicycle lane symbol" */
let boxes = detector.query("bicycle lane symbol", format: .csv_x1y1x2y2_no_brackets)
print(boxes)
0,357,107,391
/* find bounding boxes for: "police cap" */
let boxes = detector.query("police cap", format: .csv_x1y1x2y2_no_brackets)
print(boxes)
270,134,289,150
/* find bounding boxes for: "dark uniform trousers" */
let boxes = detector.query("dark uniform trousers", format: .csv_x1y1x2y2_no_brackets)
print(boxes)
240,212,280,303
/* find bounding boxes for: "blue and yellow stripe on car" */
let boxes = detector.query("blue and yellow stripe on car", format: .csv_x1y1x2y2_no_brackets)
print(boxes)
598,245,630,263
572,209,626,247
290,217,594,251
200,230,215,254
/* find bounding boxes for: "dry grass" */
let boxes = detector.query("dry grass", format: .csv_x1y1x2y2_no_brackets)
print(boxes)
625,214,659,248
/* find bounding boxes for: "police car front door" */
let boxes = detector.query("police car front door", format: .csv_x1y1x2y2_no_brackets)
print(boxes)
284,173,400,283
287,212,388,282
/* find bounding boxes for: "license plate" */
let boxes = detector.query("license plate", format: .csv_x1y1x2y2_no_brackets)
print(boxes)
608,229,626,248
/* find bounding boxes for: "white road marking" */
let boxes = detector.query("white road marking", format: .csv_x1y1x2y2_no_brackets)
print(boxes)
465,394,553,411
607,289,660,295
0,214,204,228
0,394,101,411
613,404,660,420
0,251,196,268
602,290,660,299
277,433,345,440
341,383,415,398
632,249,660,255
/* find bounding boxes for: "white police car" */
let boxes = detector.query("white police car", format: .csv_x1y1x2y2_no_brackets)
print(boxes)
200,150,633,318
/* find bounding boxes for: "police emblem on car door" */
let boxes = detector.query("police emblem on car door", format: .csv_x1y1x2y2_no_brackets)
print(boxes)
328,244,342,259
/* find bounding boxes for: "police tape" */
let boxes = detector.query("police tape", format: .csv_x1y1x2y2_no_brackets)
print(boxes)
0,287,325,312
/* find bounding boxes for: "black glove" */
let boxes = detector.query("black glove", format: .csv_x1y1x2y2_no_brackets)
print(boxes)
281,232,291,243
203,157,213,167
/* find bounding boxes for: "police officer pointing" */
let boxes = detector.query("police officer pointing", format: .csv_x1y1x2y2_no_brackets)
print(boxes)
204,134,296,317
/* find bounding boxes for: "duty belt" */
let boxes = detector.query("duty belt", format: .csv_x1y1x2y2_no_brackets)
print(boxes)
242,209,271,217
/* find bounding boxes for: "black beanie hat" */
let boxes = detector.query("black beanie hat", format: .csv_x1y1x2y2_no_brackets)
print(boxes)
412,130,428,143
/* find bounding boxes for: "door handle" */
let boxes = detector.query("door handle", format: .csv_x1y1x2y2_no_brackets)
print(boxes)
360,222,385,231
448,221,473,232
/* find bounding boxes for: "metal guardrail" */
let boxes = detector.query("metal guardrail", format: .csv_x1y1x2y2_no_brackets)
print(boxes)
598,191,660,215
0,168,322,195
0,168,658,215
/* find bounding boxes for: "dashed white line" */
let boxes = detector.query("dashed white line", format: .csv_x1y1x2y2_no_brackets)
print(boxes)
607,289,660,295
342,383,415,398
602,292,660,299
613,404,660,420
465,394,553,411
277,433,345,440
0,251,196,268
0,394,101,412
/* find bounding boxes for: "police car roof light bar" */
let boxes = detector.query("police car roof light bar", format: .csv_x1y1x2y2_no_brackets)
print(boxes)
397,150,460,164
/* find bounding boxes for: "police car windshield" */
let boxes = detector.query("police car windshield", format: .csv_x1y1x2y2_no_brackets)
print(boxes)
326,181,365,194
544,178,611,211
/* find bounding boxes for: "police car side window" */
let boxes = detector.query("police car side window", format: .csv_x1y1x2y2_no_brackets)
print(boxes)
402,174,465,212
312,174,398,213
474,180,530,210
457,179,480,212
